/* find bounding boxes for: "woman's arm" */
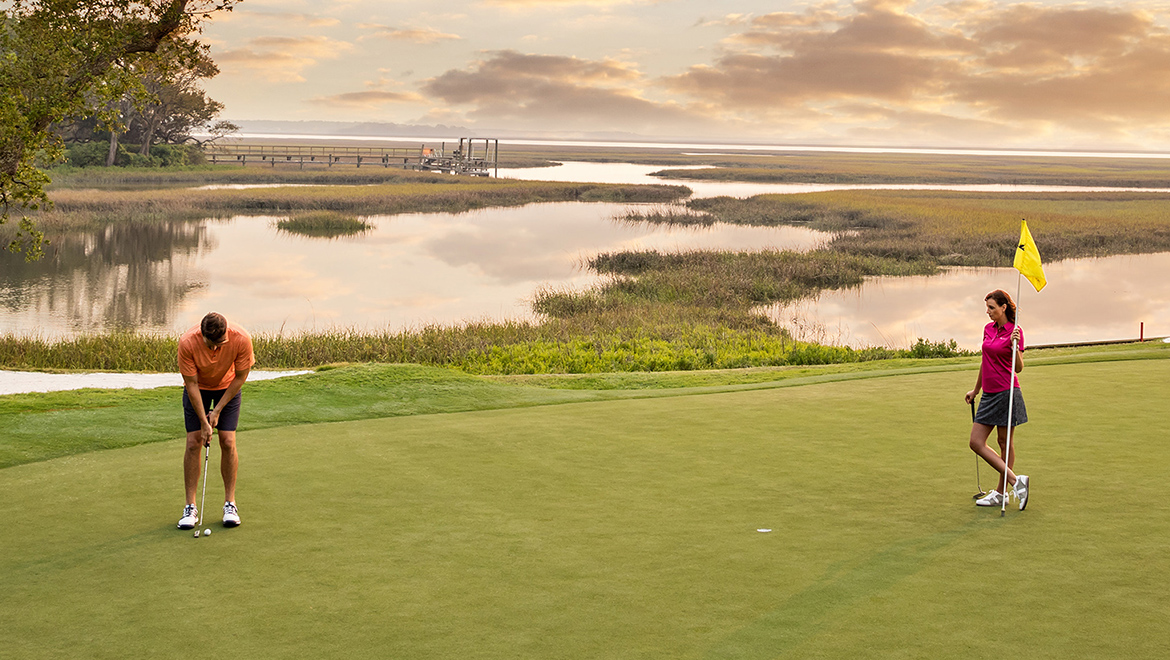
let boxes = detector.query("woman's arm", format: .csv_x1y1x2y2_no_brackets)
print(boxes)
966,370,983,404
1012,327,1024,372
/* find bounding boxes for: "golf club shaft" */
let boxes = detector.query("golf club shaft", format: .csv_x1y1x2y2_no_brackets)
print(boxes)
971,399,983,493
198,437,210,526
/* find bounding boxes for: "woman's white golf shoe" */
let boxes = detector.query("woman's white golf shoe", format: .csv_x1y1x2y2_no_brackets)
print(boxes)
975,490,1004,507
1014,475,1030,511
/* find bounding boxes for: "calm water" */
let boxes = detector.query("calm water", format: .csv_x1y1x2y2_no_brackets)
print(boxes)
499,161,1170,198
4,160,1169,344
759,252,1170,349
0,203,828,338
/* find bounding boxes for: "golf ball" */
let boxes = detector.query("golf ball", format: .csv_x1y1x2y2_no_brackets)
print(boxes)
203,528,211,536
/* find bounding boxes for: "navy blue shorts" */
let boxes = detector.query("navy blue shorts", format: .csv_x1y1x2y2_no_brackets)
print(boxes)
183,388,242,433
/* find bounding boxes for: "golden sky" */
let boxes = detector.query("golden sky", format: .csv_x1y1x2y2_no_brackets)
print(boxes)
202,0,1170,149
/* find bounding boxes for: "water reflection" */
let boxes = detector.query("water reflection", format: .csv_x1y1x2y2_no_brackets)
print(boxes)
0,203,828,338
758,252,1170,349
0,221,213,335
498,161,1170,199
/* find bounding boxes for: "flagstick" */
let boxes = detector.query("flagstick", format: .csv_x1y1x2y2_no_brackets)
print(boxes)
1001,273,1022,516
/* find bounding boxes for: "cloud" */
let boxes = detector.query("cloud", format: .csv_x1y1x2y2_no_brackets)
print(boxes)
215,36,353,83
419,50,709,132
309,90,427,108
481,0,645,6
358,24,463,44
225,10,341,27
658,0,1170,144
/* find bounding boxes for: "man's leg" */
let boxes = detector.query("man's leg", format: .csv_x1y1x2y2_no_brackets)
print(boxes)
184,431,205,505
219,430,238,503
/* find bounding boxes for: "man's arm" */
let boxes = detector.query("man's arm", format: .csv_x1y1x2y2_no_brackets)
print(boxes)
183,374,213,446
208,368,250,429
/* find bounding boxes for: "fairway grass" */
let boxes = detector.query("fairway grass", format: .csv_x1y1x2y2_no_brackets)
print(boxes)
2,356,1168,658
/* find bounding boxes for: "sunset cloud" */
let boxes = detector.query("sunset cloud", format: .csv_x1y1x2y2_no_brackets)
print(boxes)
200,0,1170,149
226,10,341,28
310,90,428,108
358,24,463,44
421,50,707,132
659,1,1170,143
216,36,353,83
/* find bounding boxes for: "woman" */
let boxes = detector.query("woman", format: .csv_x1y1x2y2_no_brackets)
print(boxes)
965,289,1030,510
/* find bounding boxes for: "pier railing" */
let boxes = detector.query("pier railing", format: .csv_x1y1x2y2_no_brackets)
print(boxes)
205,138,499,176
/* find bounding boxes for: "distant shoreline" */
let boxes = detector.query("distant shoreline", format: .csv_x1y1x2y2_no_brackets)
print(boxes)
205,131,1170,160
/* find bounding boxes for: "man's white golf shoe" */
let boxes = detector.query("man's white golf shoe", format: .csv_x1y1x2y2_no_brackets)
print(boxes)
222,502,241,527
178,504,199,529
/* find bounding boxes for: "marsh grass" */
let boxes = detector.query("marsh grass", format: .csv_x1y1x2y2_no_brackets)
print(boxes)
16,177,690,235
276,211,372,237
621,190,1170,266
646,152,1170,187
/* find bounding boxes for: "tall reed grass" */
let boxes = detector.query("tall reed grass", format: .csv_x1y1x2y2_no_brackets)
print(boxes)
0,325,969,374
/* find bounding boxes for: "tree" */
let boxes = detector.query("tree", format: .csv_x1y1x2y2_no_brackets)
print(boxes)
130,37,224,157
0,0,238,259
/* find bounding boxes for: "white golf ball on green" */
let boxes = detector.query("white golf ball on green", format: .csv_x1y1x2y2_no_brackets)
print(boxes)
203,528,211,536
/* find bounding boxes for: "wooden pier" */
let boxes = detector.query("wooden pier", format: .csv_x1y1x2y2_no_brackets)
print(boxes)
206,138,500,176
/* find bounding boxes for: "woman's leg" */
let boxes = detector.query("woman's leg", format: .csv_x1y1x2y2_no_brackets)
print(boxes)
993,426,1018,493
970,423,1017,492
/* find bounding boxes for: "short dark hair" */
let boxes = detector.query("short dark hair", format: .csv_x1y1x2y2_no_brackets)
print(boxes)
985,289,1016,324
201,312,228,343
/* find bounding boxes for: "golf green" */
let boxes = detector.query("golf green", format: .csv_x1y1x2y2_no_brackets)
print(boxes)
2,359,1167,658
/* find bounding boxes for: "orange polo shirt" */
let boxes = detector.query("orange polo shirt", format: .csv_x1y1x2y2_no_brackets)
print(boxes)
178,323,256,390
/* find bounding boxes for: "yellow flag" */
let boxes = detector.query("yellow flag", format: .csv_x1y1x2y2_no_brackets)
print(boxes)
1014,219,1046,292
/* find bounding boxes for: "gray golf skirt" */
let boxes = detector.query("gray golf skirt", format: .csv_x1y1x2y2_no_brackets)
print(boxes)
975,388,1027,427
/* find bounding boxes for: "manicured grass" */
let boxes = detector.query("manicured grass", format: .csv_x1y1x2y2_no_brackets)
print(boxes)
2,353,1167,658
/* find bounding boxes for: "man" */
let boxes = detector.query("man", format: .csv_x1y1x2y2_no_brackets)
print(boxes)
176,312,254,530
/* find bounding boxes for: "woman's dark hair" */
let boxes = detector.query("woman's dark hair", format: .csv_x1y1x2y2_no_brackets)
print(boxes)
985,289,1016,324
201,312,228,343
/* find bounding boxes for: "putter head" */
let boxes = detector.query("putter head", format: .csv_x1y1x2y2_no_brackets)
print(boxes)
973,490,988,499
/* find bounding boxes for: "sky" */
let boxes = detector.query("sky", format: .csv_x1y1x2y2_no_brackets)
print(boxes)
200,0,1170,149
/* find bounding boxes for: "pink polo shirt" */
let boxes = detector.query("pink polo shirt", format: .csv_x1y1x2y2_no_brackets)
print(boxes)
981,321,1024,393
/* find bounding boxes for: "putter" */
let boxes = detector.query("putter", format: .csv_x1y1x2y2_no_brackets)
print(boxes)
195,436,210,539
971,399,988,499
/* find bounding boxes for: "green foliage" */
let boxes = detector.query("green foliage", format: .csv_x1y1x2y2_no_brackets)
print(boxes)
0,0,237,259
64,141,204,168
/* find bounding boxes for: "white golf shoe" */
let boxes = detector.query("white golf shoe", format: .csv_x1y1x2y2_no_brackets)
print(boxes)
975,490,1004,507
1015,475,1030,511
222,502,241,527
178,504,199,529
